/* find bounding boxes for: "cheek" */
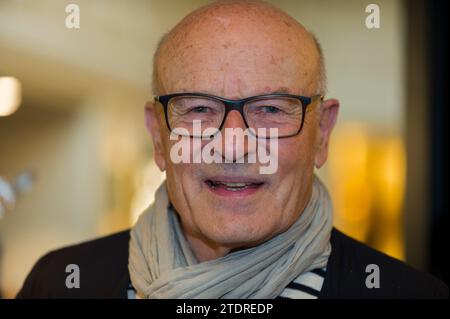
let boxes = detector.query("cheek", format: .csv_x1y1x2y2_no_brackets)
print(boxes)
271,136,317,223
277,133,316,174
162,139,198,210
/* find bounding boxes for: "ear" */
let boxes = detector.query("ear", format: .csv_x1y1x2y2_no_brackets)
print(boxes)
314,98,340,168
145,101,166,171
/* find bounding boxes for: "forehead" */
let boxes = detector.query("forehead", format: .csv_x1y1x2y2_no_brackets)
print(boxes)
157,8,319,98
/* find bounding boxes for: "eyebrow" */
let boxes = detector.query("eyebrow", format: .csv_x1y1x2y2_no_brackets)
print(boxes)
268,87,292,94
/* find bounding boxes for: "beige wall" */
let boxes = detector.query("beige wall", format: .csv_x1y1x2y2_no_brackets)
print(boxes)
272,0,405,127
0,102,106,297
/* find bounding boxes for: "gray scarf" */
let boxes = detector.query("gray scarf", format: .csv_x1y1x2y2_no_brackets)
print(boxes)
128,175,333,299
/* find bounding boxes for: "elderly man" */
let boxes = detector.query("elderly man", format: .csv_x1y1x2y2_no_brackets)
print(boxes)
17,0,447,299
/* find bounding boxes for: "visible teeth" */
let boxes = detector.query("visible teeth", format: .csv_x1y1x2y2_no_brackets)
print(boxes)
222,182,247,187
206,180,262,191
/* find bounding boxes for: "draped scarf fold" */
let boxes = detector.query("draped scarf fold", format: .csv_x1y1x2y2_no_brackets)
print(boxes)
128,175,333,299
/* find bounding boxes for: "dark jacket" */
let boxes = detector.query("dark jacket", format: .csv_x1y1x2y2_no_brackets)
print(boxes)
16,228,448,299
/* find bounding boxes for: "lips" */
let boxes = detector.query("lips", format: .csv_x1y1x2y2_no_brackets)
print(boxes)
205,180,263,191
204,176,265,195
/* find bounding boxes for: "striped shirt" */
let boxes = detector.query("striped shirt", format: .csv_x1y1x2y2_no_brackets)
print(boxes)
127,267,326,299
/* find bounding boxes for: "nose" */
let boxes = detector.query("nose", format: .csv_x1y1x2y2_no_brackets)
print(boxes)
222,109,247,131
218,110,253,163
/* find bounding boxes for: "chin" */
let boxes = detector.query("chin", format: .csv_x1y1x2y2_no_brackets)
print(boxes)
198,212,275,248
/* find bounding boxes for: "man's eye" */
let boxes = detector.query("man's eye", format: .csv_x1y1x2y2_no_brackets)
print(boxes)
190,106,209,113
261,106,282,114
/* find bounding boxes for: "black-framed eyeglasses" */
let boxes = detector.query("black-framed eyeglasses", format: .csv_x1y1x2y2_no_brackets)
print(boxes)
154,92,323,138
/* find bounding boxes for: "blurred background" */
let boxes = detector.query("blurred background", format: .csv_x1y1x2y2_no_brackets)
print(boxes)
0,0,447,298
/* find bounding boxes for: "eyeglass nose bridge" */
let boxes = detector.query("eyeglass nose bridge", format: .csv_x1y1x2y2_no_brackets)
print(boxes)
218,100,251,131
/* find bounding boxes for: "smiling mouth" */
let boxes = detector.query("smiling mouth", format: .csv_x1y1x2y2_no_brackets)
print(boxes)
204,179,265,193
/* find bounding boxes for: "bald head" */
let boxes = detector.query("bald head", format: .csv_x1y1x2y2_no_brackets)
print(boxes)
152,0,326,97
